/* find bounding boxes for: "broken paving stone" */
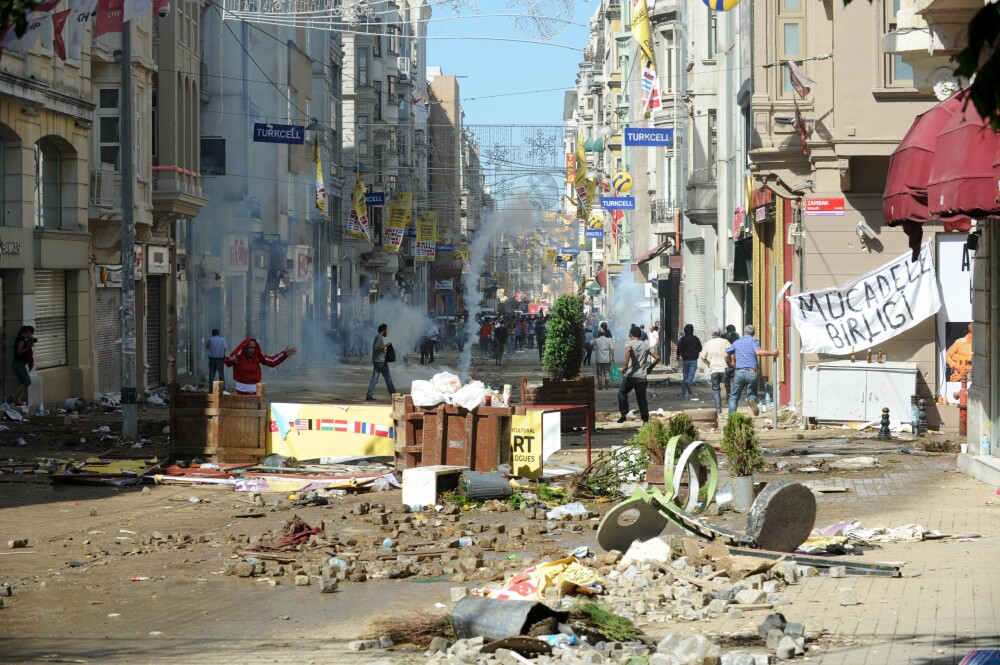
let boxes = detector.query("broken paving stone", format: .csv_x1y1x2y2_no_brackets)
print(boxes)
450,587,469,602
234,562,257,578
767,593,791,605
378,636,394,648
762,580,781,593
427,637,450,654
758,613,787,638
707,598,730,614
735,589,767,605
141,487,151,495
7,539,28,549
838,588,860,606
783,622,806,639
294,574,311,587
776,635,797,660
348,639,382,651
721,653,760,665
766,628,786,649
319,577,338,593
728,608,744,620
829,566,846,578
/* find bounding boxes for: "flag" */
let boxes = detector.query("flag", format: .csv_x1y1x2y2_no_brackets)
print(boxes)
319,419,334,431
415,211,437,262
2,0,61,54
631,0,656,69
294,419,312,431
353,421,369,434
66,0,99,60
641,60,661,118
153,0,170,16
793,101,809,156
787,61,817,99
384,194,410,252
411,96,429,120
373,424,390,438
314,140,326,212
346,174,370,241
51,9,71,60
123,0,151,21
94,0,124,36
334,420,349,432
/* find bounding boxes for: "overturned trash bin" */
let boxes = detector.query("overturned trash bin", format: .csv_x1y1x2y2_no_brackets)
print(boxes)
459,470,513,501
451,596,566,641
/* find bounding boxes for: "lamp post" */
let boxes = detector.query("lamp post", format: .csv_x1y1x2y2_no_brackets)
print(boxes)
120,22,137,442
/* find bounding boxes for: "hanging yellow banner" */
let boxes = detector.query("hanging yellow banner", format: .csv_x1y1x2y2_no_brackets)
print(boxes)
416,211,437,262
346,175,370,241
384,193,411,253
544,248,557,266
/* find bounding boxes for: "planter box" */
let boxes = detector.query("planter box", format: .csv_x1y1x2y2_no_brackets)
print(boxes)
169,381,267,462
518,376,595,430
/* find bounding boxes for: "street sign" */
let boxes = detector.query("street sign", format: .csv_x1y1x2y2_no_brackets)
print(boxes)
560,247,581,255
804,197,846,216
585,229,605,238
601,197,635,210
624,127,674,147
436,244,455,251
252,123,305,144
365,192,386,206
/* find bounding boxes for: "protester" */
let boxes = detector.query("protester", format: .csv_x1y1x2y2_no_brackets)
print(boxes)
725,324,778,415
618,325,658,423
535,318,547,361
426,322,440,363
723,324,740,394
205,328,228,389
592,328,615,390
676,324,703,401
493,323,508,366
10,325,35,406
366,323,396,401
225,338,296,395
583,326,594,366
479,320,493,356
699,326,730,415
648,322,660,359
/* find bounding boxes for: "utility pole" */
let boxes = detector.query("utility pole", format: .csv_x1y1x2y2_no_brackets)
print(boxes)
120,21,137,441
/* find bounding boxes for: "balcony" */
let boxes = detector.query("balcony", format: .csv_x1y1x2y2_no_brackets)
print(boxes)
650,198,677,236
686,165,718,222
89,164,120,214
152,166,209,219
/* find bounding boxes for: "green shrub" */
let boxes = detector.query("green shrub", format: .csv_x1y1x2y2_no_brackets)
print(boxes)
719,412,762,477
542,293,585,380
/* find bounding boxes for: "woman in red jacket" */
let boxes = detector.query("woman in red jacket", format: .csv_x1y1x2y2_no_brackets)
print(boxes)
224,337,296,394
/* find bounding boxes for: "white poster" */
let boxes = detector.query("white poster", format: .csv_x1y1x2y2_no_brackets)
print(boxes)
790,243,942,355
936,235,972,404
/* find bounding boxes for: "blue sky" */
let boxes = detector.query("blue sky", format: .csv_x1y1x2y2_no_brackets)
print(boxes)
425,0,594,126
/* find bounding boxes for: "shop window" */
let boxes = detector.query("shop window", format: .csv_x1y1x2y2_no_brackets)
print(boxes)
34,138,62,229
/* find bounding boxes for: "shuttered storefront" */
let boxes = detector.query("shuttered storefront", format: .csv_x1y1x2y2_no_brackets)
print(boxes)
145,276,161,387
686,238,708,339
276,292,290,349
34,270,67,370
96,287,122,392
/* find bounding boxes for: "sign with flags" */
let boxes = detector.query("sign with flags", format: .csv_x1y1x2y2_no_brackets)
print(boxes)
384,193,411,252
415,212,437,262
267,403,395,458
347,175,370,241
313,141,325,212
574,131,589,215
641,60,661,117
543,249,557,266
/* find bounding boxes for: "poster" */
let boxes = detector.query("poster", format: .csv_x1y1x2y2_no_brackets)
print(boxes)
384,193,411,252
346,175,370,241
416,212,437,262
511,411,543,479
543,248,557,266
937,235,972,404
789,243,942,355
268,403,394,459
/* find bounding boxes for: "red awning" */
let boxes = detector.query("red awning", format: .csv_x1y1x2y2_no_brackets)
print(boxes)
927,89,1000,223
595,270,607,288
634,240,670,265
994,142,1000,203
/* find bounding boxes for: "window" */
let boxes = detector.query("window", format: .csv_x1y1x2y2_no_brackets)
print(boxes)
374,80,382,120
662,30,675,93
97,88,120,169
779,0,805,96
34,139,62,229
371,19,382,57
388,25,400,54
358,115,369,155
707,11,717,58
358,49,369,86
387,75,397,103
884,0,913,86
374,144,384,184
331,63,341,99
201,138,226,175
707,110,718,178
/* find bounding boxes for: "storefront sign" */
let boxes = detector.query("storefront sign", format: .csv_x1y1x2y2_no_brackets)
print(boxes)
804,198,846,216
226,236,250,273
291,245,312,282
252,123,305,144
937,235,972,404
435,278,454,291
585,229,605,238
789,243,941,355
511,411,543,479
146,245,170,274
624,127,674,147
0,237,21,257
364,192,386,206
560,247,581,255
601,197,635,210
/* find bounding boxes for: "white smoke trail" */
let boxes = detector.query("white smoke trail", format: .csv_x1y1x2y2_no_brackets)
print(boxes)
607,264,655,358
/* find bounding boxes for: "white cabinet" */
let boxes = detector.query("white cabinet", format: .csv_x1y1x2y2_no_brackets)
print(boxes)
802,361,918,423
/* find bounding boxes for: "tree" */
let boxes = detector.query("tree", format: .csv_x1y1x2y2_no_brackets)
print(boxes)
542,293,585,381
1,0,40,40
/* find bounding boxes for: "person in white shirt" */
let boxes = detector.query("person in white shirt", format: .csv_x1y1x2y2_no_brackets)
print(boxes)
592,329,615,389
699,326,731,415
648,322,660,361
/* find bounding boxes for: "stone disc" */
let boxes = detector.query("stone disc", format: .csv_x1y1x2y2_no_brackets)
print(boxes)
597,498,669,553
745,479,816,552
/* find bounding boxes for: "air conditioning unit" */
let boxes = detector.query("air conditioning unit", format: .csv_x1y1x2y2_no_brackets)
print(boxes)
396,57,411,73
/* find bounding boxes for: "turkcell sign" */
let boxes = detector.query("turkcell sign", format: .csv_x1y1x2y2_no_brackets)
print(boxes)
252,123,305,144
436,244,455,251
560,247,581,255
365,192,386,206
585,229,605,238
624,127,674,147
601,197,635,210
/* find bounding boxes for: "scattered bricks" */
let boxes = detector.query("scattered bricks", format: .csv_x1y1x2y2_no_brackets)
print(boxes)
794,637,805,655
778,562,799,584
348,639,381,651
319,577,338,593
714,586,739,601
372,513,390,525
378,636,394,648
351,503,371,516
294,574,311,587
0,583,11,597
707,598,731,614
776,636,797,660
727,608,745,620
762,580,781,593
508,526,524,537
838,587,860,606
797,566,818,578
735,589,767,605
829,566,846,578
7,539,28,549
744,574,765,589
459,557,482,573
141,487,151,495
441,504,460,516
766,629,786,649
768,593,792,605
783,622,806,639
758,613,788,638
151,531,164,541
670,556,690,571
721,653,756,665
493,524,506,534
427,637,450,654
234,562,257,578
450,587,469,602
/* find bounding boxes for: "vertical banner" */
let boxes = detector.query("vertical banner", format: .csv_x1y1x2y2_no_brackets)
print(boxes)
511,411,544,479
384,193,411,252
579,219,586,248
543,249,557,266
937,235,972,404
415,211,437,262
346,175,370,241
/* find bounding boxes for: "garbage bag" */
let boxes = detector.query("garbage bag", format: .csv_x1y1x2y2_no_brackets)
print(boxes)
430,371,463,395
411,380,446,407
452,381,488,410
610,364,621,381
545,501,588,521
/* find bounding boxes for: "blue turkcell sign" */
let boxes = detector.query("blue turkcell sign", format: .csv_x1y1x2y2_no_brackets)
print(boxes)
365,192,386,206
252,123,305,144
585,229,605,238
437,244,455,251
560,247,581,255
624,127,674,147
601,197,635,210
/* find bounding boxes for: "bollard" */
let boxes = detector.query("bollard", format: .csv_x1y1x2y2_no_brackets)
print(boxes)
917,399,929,436
876,407,892,440
954,379,968,437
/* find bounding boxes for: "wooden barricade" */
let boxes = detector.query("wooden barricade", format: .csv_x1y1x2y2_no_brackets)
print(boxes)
519,376,595,430
168,382,268,462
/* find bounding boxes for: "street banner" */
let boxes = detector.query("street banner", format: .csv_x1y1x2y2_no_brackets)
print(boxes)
268,403,394,459
384,193,411,252
574,132,589,214
416,212,437,262
789,243,941,355
543,249,557,266
346,175,370,241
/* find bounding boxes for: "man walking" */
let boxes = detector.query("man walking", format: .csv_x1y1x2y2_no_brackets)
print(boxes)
699,327,729,415
493,322,508,366
725,324,778,415
618,325,658,423
592,328,615,390
366,323,397,401
205,329,228,389
535,319,547,361
676,324,703,401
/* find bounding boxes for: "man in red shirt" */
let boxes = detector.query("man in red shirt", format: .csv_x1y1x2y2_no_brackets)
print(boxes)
224,337,296,394
479,320,493,357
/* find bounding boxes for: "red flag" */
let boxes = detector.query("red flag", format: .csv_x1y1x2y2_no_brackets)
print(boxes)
794,101,809,156
51,8,71,60
153,0,169,15
94,0,123,36
787,62,817,99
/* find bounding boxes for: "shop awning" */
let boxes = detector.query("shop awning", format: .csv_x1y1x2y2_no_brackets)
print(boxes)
595,270,607,289
586,280,602,296
634,240,671,265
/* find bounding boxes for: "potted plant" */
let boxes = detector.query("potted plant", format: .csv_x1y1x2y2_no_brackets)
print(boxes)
719,412,763,513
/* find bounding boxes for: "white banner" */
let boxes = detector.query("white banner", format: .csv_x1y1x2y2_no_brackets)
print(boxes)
790,243,941,355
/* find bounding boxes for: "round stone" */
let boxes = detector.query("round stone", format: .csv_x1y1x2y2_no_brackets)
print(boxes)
745,480,816,552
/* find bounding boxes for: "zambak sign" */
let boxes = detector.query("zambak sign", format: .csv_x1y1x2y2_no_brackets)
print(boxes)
789,243,941,355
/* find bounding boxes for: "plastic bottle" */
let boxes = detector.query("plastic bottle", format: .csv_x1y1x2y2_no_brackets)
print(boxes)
981,435,991,456
877,349,884,364
541,634,578,648
866,349,872,363
382,538,393,549
458,536,473,548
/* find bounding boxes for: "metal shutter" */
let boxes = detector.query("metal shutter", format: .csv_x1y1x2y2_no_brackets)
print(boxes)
145,276,161,387
250,292,262,341
96,287,122,392
685,238,708,340
34,270,67,369
276,292,290,349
